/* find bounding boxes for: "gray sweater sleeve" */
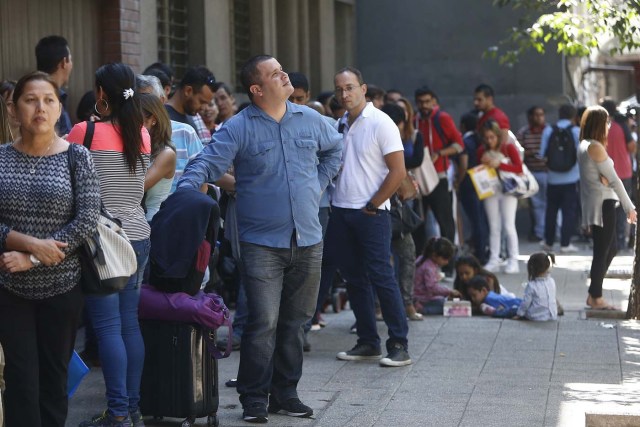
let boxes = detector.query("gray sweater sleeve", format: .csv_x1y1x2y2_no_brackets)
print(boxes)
596,158,635,213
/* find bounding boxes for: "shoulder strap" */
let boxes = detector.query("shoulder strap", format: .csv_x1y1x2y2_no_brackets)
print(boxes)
432,110,446,144
83,120,95,149
69,119,94,192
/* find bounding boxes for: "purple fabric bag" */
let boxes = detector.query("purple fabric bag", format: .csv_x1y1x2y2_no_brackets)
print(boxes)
139,284,233,358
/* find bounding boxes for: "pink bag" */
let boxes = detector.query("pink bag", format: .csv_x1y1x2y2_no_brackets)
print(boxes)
139,284,233,358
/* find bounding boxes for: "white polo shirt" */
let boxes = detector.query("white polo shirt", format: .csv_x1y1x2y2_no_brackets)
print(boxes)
332,102,404,210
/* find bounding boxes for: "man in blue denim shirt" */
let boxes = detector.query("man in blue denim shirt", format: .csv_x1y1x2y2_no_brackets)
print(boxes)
326,67,412,368
178,55,342,424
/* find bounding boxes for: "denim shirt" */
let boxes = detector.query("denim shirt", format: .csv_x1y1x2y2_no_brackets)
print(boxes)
178,101,343,248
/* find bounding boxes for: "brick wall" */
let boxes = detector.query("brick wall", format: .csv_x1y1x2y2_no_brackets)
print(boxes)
99,0,142,71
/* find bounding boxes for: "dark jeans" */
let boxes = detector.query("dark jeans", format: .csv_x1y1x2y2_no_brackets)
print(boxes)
325,207,409,350
304,207,336,332
544,182,579,247
459,176,489,263
236,240,322,406
84,238,150,417
315,207,336,315
413,177,455,255
589,199,618,298
232,279,248,340
615,178,633,250
0,285,83,427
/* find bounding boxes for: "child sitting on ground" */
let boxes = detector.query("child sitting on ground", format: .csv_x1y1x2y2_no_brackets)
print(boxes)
453,255,518,298
514,252,558,321
466,276,523,318
414,237,462,315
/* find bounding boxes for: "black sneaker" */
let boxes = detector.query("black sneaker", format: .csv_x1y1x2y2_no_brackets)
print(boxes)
243,402,268,423
336,343,382,361
129,409,145,427
269,398,313,418
79,411,132,427
379,343,412,367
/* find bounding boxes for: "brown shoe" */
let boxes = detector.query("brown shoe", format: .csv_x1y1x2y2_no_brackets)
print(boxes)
406,304,424,321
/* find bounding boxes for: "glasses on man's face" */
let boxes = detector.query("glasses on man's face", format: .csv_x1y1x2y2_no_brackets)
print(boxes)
334,85,360,96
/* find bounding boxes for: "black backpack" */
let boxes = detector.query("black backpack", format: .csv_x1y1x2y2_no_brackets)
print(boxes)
545,125,577,172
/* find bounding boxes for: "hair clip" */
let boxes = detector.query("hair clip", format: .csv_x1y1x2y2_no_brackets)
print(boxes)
123,88,134,100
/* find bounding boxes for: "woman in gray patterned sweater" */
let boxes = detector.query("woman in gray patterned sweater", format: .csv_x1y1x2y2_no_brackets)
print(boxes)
0,71,100,427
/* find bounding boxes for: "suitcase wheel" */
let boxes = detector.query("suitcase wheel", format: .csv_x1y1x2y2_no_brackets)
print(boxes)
207,414,219,427
180,417,196,427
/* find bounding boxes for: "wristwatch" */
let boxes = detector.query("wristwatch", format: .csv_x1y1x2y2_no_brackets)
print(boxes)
29,254,41,266
365,202,377,213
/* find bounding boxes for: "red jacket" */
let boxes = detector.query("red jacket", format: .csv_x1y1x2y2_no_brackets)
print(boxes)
477,142,523,174
477,107,511,131
416,106,463,173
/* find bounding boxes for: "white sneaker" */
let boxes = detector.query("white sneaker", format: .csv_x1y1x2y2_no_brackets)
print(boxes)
560,244,579,253
483,259,503,273
504,259,520,274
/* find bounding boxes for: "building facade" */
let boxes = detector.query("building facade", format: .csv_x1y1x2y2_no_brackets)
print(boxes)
0,0,355,122
355,0,638,128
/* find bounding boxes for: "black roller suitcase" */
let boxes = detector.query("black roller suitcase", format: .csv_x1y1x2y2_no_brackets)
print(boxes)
140,320,219,427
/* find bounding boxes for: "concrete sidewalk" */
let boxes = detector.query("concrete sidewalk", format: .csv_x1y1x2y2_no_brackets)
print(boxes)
67,242,640,427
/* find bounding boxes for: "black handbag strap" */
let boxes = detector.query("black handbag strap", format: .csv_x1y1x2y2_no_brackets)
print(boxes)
67,120,95,183
82,120,95,150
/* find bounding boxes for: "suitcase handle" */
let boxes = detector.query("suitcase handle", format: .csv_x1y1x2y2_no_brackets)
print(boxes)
203,321,232,359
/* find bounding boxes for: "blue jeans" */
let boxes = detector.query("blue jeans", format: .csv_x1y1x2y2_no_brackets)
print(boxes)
84,238,150,417
530,171,548,240
236,240,322,406
325,207,409,350
459,176,489,263
615,178,633,250
418,297,446,315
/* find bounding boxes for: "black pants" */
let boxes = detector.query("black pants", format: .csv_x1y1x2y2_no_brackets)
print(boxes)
0,285,83,427
545,182,579,247
589,200,618,298
413,177,455,256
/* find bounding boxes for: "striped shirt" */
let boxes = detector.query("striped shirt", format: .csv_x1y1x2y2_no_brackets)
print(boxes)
517,125,547,172
68,121,151,241
170,121,204,193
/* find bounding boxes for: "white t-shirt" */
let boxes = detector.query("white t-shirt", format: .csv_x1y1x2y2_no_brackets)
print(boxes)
332,102,404,210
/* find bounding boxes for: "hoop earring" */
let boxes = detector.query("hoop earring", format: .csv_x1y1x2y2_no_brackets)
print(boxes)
94,98,109,116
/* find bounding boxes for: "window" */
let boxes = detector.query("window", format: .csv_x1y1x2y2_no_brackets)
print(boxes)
157,0,189,78
232,0,251,92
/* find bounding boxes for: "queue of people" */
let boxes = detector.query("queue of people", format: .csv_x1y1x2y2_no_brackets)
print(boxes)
0,33,638,427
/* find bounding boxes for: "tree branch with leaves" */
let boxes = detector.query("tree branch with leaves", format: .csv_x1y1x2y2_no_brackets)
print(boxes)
487,0,640,65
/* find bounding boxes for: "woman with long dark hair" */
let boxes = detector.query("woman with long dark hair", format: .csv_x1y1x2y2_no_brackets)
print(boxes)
579,105,636,310
68,63,151,427
0,71,100,427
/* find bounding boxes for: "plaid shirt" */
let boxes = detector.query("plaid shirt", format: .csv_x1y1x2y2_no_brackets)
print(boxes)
191,113,212,145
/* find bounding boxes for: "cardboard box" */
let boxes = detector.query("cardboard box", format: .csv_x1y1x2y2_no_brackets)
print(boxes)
443,299,472,317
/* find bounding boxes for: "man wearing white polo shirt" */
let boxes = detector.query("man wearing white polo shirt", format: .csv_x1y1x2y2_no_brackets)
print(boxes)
326,67,411,367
